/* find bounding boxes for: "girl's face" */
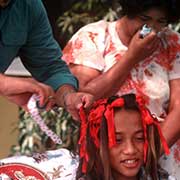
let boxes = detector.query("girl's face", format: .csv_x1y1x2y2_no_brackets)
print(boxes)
109,109,144,180
126,7,168,37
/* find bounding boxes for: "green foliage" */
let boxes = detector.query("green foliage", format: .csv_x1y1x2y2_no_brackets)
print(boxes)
11,108,79,155
57,0,118,44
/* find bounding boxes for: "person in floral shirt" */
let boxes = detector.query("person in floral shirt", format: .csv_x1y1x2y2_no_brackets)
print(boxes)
62,0,180,178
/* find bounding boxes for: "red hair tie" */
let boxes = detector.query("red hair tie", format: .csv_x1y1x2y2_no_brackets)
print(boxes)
136,96,170,162
104,98,124,148
79,106,88,173
79,99,107,173
79,98,124,173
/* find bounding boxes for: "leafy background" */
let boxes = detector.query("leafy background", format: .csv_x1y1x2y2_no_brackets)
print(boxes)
11,0,180,155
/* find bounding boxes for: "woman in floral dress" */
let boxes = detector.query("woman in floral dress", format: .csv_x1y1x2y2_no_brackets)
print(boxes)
62,0,180,178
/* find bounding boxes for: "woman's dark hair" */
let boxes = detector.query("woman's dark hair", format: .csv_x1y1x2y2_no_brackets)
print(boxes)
118,0,180,23
76,94,162,180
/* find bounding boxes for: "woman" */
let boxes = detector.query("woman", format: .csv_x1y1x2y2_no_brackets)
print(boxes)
77,94,171,180
62,0,180,178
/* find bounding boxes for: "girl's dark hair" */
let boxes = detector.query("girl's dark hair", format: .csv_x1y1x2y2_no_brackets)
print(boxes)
76,94,161,180
118,0,180,23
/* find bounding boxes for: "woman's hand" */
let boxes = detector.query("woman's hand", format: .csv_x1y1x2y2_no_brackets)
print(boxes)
63,92,94,120
55,84,94,120
125,30,161,64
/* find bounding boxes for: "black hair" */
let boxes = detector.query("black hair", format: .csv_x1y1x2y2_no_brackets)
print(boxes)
107,94,139,111
118,0,180,23
77,94,162,180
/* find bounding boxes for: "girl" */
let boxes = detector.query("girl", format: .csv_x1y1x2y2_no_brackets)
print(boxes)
77,94,171,180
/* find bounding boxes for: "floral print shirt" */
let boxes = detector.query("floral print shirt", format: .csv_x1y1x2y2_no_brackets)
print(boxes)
62,20,180,179
0,149,79,180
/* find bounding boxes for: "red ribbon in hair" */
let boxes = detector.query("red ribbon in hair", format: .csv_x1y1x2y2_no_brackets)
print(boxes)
79,98,124,173
79,99,107,173
79,105,88,173
104,98,124,148
136,96,170,162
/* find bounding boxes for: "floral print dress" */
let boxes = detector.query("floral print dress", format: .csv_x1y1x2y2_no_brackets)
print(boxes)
62,20,180,179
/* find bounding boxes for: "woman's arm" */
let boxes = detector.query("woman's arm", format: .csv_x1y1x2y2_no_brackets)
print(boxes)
70,53,137,100
70,30,159,100
161,79,180,147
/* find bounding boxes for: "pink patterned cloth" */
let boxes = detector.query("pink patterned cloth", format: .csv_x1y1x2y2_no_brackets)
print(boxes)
62,20,180,179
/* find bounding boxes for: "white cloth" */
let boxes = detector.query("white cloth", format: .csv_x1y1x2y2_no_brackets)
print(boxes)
0,149,78,180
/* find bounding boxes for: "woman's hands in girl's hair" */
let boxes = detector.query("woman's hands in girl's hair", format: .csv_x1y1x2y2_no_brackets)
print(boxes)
125,29,161,65
63,92,94,120
55,84,94,121
0,74,55,110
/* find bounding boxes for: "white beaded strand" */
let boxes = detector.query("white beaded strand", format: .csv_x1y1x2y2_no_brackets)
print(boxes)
27,94,62,145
